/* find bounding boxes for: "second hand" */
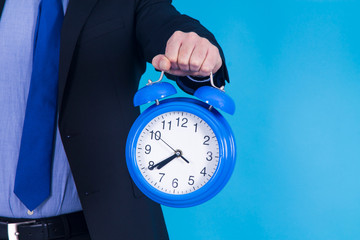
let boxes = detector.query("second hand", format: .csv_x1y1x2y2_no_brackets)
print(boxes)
157,134,190,164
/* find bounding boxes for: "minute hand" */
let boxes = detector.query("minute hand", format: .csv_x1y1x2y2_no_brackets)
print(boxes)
148,153,178,170
159,138,189,163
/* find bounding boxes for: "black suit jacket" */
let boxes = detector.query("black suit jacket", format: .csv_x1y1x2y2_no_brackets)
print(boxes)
1,0,228,239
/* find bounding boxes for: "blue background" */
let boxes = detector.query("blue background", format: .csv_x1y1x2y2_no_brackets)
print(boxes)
140,0,360,239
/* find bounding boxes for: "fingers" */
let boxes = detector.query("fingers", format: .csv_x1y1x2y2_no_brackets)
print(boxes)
193,44,222,77
152,54,171,72
189,38,208,72
165,31,183,71
151,31,223,77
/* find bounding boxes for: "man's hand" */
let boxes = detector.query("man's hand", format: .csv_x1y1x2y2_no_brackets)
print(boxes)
152,31,222,77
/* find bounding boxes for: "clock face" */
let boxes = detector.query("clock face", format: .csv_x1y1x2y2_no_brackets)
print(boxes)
135,111,219,195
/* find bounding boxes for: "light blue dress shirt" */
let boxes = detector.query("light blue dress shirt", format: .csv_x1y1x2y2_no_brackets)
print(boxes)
0,0,82,218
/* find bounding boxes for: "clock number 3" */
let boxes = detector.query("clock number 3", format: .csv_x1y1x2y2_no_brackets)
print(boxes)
206,151,213,161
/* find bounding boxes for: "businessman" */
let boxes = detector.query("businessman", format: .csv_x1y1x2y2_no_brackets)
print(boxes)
0,0,228,239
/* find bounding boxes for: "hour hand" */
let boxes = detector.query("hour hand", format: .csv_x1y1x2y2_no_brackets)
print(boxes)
149,151,181,170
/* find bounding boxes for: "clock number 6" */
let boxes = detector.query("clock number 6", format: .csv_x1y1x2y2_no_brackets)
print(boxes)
172,178,178,188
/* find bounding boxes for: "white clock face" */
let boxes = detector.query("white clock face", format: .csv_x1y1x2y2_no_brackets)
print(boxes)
136,111,219,195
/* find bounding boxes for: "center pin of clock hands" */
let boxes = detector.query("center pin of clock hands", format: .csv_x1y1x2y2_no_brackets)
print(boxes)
156,134,190,164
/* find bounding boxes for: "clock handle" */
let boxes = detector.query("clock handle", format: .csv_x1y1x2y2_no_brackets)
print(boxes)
148,71,224,92
147,71,165,85
194,73,235,115
210,72,225,92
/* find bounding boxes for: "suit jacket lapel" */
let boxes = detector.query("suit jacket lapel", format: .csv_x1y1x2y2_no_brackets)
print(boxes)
58,0,98,112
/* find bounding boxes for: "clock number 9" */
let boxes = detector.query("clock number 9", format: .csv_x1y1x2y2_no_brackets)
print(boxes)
144,144,151,154
150,130,161,140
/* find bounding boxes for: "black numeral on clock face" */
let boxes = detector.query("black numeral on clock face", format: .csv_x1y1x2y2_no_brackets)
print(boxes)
172,178,179,188
159,173,165,182
161,120,172,130
203,135,210,145
144,144,151,154
176,117,188,128
148,161,154,169
150,130,161,140
206,151,213,161
188,176,195,185
200,167,207,176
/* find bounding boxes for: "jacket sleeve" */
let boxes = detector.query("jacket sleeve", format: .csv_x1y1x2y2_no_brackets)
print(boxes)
135,0,229,94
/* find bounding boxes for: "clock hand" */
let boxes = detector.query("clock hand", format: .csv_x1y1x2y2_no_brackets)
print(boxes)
158,137,189,163
158,137,176,152
149,150,187,170
156,154,179,170
179,155,190,164
148,153,178,170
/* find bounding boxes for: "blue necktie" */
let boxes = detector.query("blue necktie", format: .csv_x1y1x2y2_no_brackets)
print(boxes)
14,0,64,211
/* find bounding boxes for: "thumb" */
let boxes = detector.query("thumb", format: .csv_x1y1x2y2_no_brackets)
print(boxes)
152,54,171,72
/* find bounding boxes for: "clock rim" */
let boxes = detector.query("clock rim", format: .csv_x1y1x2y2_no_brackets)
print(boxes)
126,97,236,208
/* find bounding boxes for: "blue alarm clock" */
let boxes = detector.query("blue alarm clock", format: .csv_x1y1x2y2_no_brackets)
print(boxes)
126,71,236,207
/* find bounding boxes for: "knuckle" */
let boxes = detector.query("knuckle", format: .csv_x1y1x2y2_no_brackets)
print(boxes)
200,37,210,45
201,65,212,74
190,60,202,70
174,30,184,36
171,31,184,40
189,32,199,41
177,59,189,67
168,32,182,44
182,32,198,42
210,45,220,55
188,31,198,37
166,38,176,48
166,55,177,63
